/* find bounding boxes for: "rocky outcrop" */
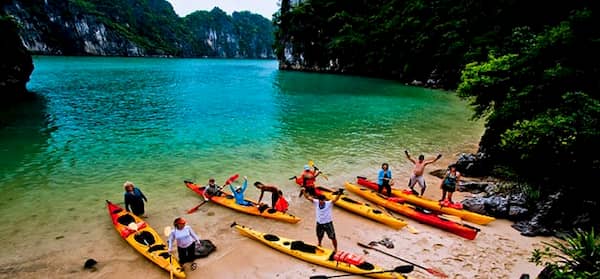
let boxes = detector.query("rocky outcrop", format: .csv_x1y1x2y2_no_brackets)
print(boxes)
453,153,599,237
2,1,275,58
0,15,33,102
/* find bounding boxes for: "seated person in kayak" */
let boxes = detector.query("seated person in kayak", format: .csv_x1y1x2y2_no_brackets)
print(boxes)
296,164,321,197
440,164,461,204
230,176,254,206
203,178,221,201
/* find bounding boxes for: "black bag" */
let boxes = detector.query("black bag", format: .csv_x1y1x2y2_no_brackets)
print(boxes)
194,239,216,258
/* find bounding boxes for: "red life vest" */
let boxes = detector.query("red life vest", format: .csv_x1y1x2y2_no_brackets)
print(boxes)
274,196,289,212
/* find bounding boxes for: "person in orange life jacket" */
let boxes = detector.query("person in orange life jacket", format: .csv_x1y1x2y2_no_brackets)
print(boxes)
298,164,321,197
230,176,253,206
254,181,285,209
440,164,461,203
301,187,343,251
123,181,148,217
202,178,222,201
168,217,200,264
377,163,394,196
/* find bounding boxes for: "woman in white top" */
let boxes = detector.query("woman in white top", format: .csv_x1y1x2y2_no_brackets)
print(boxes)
168,217,200,264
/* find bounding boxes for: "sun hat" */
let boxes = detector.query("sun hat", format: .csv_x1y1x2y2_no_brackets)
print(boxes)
304,165,311,170
174,217,186,225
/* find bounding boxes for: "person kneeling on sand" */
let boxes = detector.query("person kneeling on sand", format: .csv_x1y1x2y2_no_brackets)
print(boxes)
301,188,342,251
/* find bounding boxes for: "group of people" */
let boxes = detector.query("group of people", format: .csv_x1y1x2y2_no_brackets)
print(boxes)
375,150,460,203
120,150,461,264
201,176,289,212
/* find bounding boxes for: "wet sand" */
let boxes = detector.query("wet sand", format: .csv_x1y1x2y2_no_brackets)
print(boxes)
0,156,553,279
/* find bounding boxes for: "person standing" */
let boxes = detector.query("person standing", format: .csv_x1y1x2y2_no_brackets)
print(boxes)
168,217,200,264
296,164,321,197
301,188,342,251
123,181,148,217
377,163,394,196
440,164,461,203
405,150,442,196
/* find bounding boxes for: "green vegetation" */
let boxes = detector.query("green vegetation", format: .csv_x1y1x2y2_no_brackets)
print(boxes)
5,0,274,57
275,1,599,234
531,228,600,278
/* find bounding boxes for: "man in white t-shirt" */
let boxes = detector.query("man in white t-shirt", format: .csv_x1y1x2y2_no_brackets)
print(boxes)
302,188,343,251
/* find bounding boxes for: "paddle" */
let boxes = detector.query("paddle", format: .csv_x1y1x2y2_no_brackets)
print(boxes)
309,265,414,279
187,174,240,214
357,242,448,278
163,226,174,279
309,160,329,180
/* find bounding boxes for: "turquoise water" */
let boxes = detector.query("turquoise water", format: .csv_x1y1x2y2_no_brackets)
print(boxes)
0,56,483,271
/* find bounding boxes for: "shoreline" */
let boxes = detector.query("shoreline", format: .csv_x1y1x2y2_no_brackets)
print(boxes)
0,165,552,279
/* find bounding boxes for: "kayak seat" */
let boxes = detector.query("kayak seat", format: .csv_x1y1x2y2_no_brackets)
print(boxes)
266,208,277,214
341,197,359,204
147,244,166,253
372,209,382,214
117,214,135,225
263,234,280,242
134,231,155,246
159,252,170,259
258,204,269,213
356,261,375,271
290,241,317,253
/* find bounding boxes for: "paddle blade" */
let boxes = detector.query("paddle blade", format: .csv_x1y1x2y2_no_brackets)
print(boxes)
309,276,327,279
225,174,239,185
395,265,415,273
427,268,449,278
187,201,207,214
308,160,314,167
406,225,419,234
163,226,172,237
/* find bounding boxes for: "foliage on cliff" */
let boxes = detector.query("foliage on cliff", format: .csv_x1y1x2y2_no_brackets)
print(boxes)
2,0,274,58
275,0,599,233
0,15,33,101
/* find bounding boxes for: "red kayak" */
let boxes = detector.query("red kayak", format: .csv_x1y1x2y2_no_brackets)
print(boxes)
356,176,495,225
345,182,480,240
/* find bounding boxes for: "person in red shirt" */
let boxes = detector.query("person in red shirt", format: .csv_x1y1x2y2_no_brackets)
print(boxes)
295,164,321,197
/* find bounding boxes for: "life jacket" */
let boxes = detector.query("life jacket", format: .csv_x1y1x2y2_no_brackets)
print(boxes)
274,195,289,212
333,250,365,265
297,170,316,187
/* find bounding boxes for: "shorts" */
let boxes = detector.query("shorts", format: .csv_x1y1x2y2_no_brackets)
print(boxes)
408,174,427,191
316,221,336,240
442,183,456,192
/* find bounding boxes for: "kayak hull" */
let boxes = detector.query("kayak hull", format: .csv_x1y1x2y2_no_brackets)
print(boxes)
345,183,479,240
185,180,301,223
106,200,185,278
233,223,407,279
294,180,406,229
357,177,495,225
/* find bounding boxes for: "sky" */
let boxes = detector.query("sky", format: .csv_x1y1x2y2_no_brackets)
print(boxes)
167,0,280,19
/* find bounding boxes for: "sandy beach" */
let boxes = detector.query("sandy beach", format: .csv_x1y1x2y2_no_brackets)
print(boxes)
0,153,553,279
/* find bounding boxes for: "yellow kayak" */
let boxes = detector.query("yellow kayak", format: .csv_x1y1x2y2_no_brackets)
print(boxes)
356,177,495,225
106,200,185,278
233,223,408,279
316,185,407,230
185,180,301,224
